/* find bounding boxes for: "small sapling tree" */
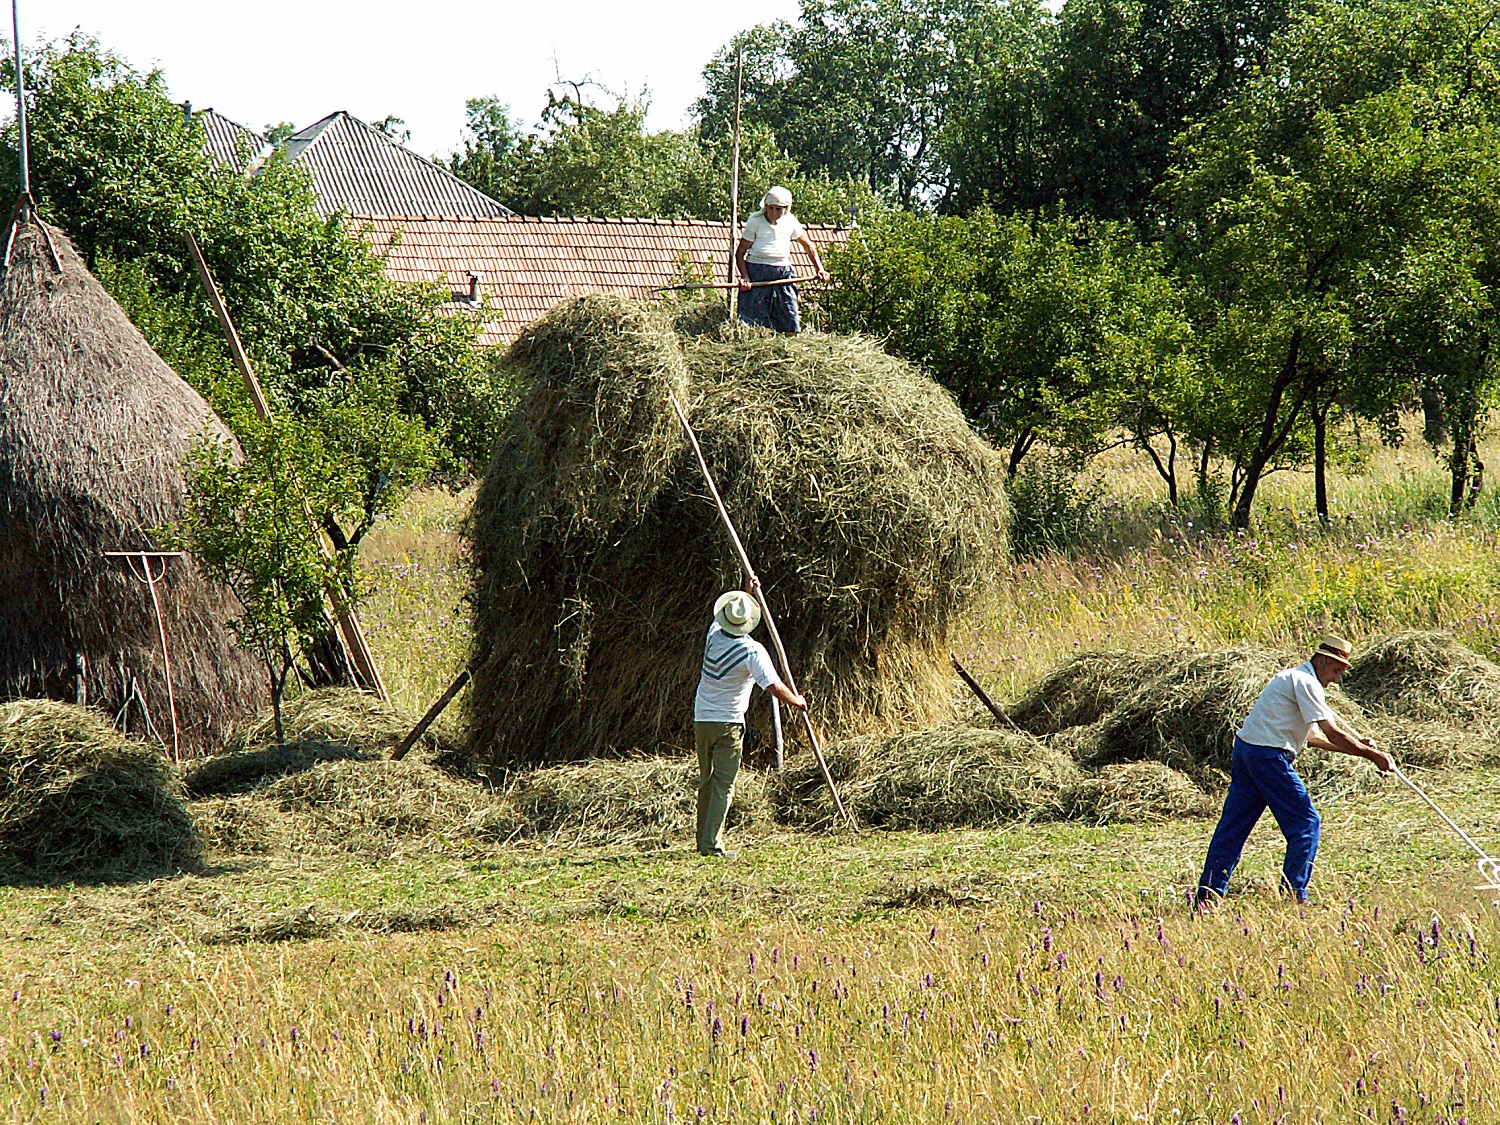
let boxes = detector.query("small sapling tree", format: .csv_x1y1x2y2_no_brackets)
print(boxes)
173,420,348,749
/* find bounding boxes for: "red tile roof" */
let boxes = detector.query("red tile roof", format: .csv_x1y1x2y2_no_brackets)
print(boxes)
354,215,851,346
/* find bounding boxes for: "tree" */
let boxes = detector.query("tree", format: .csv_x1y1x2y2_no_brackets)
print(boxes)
1164,0,1500,526
695,0,1003,206
173,422,349,748
1,34,503,476
823,207,1197,477
448,86,876,224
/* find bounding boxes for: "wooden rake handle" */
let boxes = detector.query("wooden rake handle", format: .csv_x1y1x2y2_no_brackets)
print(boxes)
668,392,854,827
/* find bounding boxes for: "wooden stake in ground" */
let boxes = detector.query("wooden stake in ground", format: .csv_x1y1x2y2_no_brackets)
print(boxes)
391,650,489,761
668,391,854,827
951,653,1026,734
103,550,184,761
184,231,389,702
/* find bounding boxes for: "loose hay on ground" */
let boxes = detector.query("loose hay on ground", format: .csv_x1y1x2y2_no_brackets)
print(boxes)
185,688,451,797
1007,651,1183,735
773,729,1079,831
1061,762,1216,823
495,758,770,849
0,700,198,878
1342,632,1500,748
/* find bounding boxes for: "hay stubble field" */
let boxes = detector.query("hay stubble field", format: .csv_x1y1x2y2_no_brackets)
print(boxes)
3,428,1500,1123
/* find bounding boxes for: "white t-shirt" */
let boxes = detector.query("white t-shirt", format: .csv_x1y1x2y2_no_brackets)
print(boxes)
694,622,780,724
1236,661,1340,754
741,212,806,265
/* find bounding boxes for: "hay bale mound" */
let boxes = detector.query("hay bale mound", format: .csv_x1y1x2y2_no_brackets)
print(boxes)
773,729,1079,831
1366,716,1495,769
1342,632,1500,733
0,700,198,876
262,759,505,849
185,688,449,797
1062,762,1217,823
496,758,770,849
1008,651,1184,735
193,795,288,855
0,220,262,753
1085,647,1292,782
469,297,1010,768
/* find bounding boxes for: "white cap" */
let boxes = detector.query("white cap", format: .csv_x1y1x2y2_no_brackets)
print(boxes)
762,186,793,208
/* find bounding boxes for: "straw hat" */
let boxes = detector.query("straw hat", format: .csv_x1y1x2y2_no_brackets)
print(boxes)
714,590,762,636
762,186,793,209
1313,633,1353,666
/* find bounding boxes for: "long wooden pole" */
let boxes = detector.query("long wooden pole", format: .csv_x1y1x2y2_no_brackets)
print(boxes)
726,45,743,314
391,650,487,761
184,231,389,702
951,653,1025,734
10,0,29,213
668,391,853,826
656,275,818,294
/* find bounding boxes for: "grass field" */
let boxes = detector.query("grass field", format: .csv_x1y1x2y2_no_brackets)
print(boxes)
3,427,1499,1122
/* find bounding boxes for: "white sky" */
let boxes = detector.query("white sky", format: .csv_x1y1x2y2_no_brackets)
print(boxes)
19,1,804,158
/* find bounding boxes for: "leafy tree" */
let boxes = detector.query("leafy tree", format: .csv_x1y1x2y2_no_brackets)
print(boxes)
1164,0,1500,526
823,207,1198,477
695,0,1003,206
448,88,873,224
0,34,503,476
173,421,349,747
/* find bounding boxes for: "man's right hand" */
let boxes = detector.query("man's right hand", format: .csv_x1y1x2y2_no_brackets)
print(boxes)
738,279,752,291
1368,747,1395,773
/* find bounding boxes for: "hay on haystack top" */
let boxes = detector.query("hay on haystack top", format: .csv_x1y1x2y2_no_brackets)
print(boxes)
469,295,1010,769
0,219,262,754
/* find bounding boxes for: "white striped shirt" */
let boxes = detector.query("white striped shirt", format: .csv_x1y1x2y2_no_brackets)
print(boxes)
694,623,779,723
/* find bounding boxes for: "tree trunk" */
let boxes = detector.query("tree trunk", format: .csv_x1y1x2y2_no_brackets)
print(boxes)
1007,428,1036,479
1233,329,1307,529
1314,404,1329,525
1420,386,1448,447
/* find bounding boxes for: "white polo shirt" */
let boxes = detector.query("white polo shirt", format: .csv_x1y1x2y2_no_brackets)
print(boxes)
694,623,780,724
1236,661,1340,754
741,212,806,265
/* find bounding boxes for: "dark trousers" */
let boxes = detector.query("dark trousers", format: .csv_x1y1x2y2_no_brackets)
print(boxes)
1198,737,1321,901
738,262,799,334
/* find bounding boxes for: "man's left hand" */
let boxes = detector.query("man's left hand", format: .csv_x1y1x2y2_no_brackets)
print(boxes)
815,268,831,282
1369,748,1395,773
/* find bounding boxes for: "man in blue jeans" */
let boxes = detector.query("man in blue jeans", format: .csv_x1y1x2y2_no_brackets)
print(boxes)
1196,634,1394,906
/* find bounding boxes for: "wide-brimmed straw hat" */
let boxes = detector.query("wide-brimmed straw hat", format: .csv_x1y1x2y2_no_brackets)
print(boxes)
714,590,762,636
1313,633,1353,666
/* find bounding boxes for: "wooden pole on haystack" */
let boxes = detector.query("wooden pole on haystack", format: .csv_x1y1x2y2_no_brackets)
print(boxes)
726,46,742,315
183,231,390,702
10,0,29,215
668,391,854,827
104,551,185,761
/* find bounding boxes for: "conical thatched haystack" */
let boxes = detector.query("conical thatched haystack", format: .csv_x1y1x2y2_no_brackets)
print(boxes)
0,219,263,754
468,296,1010,769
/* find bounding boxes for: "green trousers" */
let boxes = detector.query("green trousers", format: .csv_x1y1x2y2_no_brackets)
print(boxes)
695,721,743,855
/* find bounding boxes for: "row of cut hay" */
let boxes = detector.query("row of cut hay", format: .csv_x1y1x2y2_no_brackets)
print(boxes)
467,298,1011,770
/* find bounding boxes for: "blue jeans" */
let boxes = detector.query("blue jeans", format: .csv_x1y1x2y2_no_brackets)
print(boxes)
1198,738,1321,901
738,262,799,334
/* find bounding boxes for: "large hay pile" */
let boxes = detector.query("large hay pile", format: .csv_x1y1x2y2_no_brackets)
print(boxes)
469,297,1010,769
0,700,198,877
0,220,262,753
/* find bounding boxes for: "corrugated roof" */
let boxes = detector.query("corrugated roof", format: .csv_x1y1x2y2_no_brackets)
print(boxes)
355,215,851,346
284,112,514,220
195,108,272,172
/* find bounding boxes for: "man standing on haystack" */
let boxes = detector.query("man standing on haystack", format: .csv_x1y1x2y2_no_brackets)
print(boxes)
735,186,830,334
695,577,806,858
1196,634,1394,906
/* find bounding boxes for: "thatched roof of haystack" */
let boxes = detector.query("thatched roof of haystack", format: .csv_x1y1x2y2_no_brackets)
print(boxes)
0,218,263,754
468,295,1011,769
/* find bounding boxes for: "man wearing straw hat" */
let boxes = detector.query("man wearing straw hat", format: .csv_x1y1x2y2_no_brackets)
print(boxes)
1196,634,1394,907
695,578,807,858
